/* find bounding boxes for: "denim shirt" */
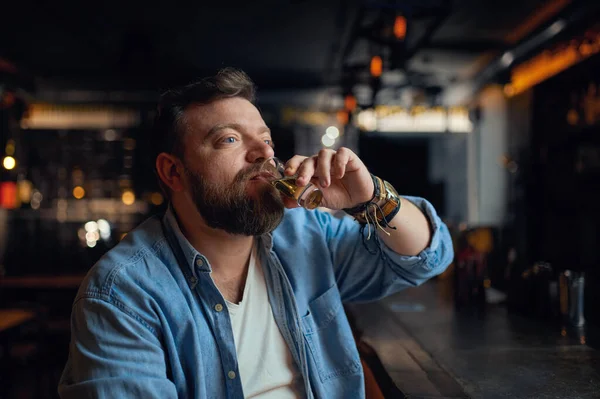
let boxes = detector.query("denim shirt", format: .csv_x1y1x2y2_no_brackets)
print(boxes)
59,196,453,399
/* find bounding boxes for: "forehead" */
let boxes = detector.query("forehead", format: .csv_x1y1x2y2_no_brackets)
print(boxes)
183,97,267,138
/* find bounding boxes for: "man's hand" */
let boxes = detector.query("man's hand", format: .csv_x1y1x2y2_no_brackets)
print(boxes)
283,147,374,210
284,147,433,256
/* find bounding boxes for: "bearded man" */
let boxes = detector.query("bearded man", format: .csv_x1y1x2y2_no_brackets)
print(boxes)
59,68,453,399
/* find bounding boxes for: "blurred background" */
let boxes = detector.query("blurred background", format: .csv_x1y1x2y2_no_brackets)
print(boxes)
1,1,600,398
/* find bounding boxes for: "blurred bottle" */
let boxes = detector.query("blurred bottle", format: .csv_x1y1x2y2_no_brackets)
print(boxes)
559,270,586,327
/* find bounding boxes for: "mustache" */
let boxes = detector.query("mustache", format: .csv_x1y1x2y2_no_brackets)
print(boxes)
235,160,279,183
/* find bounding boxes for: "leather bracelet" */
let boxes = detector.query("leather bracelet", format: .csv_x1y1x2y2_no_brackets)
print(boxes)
342,174,380,216
343,174,401,225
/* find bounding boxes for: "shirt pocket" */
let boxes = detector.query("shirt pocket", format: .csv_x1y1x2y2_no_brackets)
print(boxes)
301,284,362,382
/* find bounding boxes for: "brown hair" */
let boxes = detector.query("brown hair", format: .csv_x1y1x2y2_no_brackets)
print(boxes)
150,67,256,191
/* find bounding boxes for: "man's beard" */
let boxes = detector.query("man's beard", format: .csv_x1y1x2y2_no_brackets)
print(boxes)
184,161,285,236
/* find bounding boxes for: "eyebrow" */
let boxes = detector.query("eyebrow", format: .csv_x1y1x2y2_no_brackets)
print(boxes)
203,123,272,143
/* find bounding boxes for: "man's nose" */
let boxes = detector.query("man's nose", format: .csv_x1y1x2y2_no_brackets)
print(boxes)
247,139,275,164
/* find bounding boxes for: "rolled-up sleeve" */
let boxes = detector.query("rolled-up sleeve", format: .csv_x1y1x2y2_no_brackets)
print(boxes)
324,196,454,303
380,196,454,276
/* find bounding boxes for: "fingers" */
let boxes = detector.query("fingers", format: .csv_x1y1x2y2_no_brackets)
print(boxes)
332,147,350,179
284,148,354,187
295,157,316,186
283,155,313,186
316,149,335,187
284,155,308,176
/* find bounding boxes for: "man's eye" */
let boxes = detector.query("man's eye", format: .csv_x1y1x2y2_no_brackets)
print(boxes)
222,137,237,144
264,139,272,146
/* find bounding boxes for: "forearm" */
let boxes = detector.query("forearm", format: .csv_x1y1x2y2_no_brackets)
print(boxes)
378,196,432,256
326,194,453,302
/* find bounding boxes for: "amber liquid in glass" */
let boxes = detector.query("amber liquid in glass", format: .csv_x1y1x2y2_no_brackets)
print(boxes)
271,177,323,210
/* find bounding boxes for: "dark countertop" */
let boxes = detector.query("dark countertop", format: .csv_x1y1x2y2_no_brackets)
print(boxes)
348,279,600,399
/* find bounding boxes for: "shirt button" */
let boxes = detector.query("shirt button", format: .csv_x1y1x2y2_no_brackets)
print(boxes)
215,303,224,312
196,258,204,267
228,371,236,379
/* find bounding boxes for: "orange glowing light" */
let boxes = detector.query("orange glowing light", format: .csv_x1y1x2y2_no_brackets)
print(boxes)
344,95,357,112
579,42,593,56
394,15,407,40
122,190,135,206
370,56,382,78
150,192,164,206
0,181,18,209
73,186,85,199
509,31,600,95
567,109,579,125
336,111,349,126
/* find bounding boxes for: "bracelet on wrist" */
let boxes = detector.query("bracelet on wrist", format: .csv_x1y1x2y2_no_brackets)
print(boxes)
343,174,401,227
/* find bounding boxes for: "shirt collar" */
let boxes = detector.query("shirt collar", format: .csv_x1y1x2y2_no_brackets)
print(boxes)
162,204,276,276
163,204,210,275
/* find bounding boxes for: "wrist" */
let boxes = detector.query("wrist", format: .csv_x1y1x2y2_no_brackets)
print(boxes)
343,175,401,225
342,174,379,214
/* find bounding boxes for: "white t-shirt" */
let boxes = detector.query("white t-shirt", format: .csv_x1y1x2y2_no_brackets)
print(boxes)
223,245,305,398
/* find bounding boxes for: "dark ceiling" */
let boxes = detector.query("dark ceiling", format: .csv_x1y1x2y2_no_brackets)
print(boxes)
1,0,598,104
2,1,349,90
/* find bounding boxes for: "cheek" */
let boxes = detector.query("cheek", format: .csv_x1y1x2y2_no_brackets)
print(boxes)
192,150,248,185
205,166,245,189
194,157,234,181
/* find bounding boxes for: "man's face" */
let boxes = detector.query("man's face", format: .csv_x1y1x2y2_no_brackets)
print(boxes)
179,97,284,236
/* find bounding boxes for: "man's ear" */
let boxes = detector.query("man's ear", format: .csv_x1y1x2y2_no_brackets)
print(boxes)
156,153,185,193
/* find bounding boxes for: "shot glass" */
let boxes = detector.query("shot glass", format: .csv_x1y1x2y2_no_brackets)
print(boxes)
260,157,323,210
